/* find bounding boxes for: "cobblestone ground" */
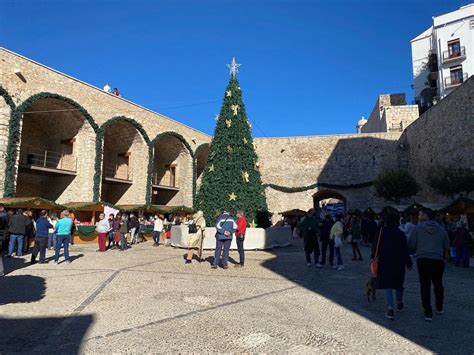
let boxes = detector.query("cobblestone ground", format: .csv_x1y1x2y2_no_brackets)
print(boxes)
0,238,473,354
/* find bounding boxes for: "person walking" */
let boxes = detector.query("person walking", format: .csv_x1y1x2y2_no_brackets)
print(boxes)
119,214,129,251
110,214,121,249
408,208,450,321
185,211,206,264
0,204,9,276
351,215,363,261
31,210,53,264
212,209,237,269
300,209,321,267
54,210,74,264
330,213,345,271
152,214,164,247
96,213,110,252
453,221,471,268
320,214,334,266
7,209,30,257
129,213,139,245
372,212,412,320
235,210,247,268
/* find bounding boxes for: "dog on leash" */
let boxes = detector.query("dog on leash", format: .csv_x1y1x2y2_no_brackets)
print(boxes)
366,276,377,302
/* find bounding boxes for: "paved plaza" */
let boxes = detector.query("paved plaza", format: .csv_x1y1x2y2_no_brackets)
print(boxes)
0,239,473,354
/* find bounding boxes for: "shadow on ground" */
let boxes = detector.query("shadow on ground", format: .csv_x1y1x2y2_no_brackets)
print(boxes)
0,315,93,353
262,238,474,355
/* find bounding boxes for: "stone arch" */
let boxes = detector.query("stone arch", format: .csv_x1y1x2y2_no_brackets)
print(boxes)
5,92,98,201
150,131,195,208
313,189,347,217
97,116,150,205
195,143,210,189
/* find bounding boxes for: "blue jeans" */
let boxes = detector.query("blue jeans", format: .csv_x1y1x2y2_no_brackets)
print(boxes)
55,234,71,262
214,239,232,266
335,246,343,266
8,234,24,256
236,236,245,265
152,231,161,244
385,289,403,308
48,232,56,248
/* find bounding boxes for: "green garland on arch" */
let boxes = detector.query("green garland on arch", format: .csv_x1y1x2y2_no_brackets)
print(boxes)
150,131,196,206
263,181,373,193
4,92,98,197
94,116,151,202
0,85,16,111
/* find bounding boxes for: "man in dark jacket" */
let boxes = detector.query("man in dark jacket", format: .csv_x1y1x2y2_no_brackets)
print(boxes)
31,210,53,264
128,213,139,245
408,208,450,322
320,214,334,266
7,209,30,257
300,209,321,267
212,209,237,269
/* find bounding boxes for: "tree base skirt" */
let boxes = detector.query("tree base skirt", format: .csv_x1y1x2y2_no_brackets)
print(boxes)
170,225,292,250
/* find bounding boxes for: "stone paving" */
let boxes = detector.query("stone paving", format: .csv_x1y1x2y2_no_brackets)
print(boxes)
0,238,473,354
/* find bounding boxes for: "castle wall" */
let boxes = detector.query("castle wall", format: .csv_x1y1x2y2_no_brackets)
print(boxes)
400,76,474,203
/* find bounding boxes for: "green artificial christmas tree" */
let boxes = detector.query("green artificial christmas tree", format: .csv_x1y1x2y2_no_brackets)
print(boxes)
195,58,268,226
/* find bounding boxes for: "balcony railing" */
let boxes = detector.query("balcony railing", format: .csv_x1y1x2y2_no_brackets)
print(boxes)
152,172,177,188
22,147,77,172
442,46,466,63
445,72,468,88
103,162,133,181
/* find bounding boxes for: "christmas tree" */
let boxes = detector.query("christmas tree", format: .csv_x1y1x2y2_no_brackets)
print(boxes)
195,58,268,226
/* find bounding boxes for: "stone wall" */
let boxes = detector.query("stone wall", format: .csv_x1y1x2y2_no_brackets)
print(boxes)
0,48,211,204
399,76,474,203
255,132,402,215
384,105,420,132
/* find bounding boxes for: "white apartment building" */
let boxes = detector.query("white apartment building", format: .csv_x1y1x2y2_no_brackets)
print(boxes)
411,4,474,112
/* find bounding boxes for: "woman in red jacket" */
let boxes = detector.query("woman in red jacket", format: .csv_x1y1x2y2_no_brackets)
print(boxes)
235,210,247,268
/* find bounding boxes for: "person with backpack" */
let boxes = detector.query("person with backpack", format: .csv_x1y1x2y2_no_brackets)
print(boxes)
212,209,237,269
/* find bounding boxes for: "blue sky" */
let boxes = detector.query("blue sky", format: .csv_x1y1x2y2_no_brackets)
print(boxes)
0,0,466,137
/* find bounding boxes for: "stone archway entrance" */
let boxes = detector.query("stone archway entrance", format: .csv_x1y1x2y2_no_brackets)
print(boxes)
101,120,148,205
151,135,193,207
313,190,346,218
15,97,96,203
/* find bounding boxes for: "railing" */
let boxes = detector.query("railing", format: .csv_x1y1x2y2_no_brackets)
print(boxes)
445,72,468,88
103,162,133,181
152,172,177,188
22,147,77,172
442,46,466,63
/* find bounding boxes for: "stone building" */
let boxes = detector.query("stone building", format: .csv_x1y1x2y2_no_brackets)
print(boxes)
0,48,472,221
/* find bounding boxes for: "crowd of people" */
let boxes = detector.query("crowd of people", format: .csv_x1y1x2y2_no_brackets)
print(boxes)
0,202,471,324
293,206,471,322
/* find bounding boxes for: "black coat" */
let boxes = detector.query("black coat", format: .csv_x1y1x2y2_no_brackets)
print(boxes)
372,226,412,291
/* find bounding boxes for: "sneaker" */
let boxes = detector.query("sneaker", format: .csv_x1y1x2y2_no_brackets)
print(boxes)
424,311,433,322
65,260,71,264
315,263,322,268
30,259,37,265
306,263,311,267
333,265,339,270
211,265,218,269
397,302,404,311
222,265,229,269
436,308,444,315
337,265,344,271
234,264,243,268
385,309,395,320
185,260,192,264
54,261,59,265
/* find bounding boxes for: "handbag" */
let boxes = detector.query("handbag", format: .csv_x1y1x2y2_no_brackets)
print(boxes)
188,223,198,234
371,228,383,275
334,235,342,248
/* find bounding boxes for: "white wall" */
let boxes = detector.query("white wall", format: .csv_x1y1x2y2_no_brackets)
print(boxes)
411,32,432,99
